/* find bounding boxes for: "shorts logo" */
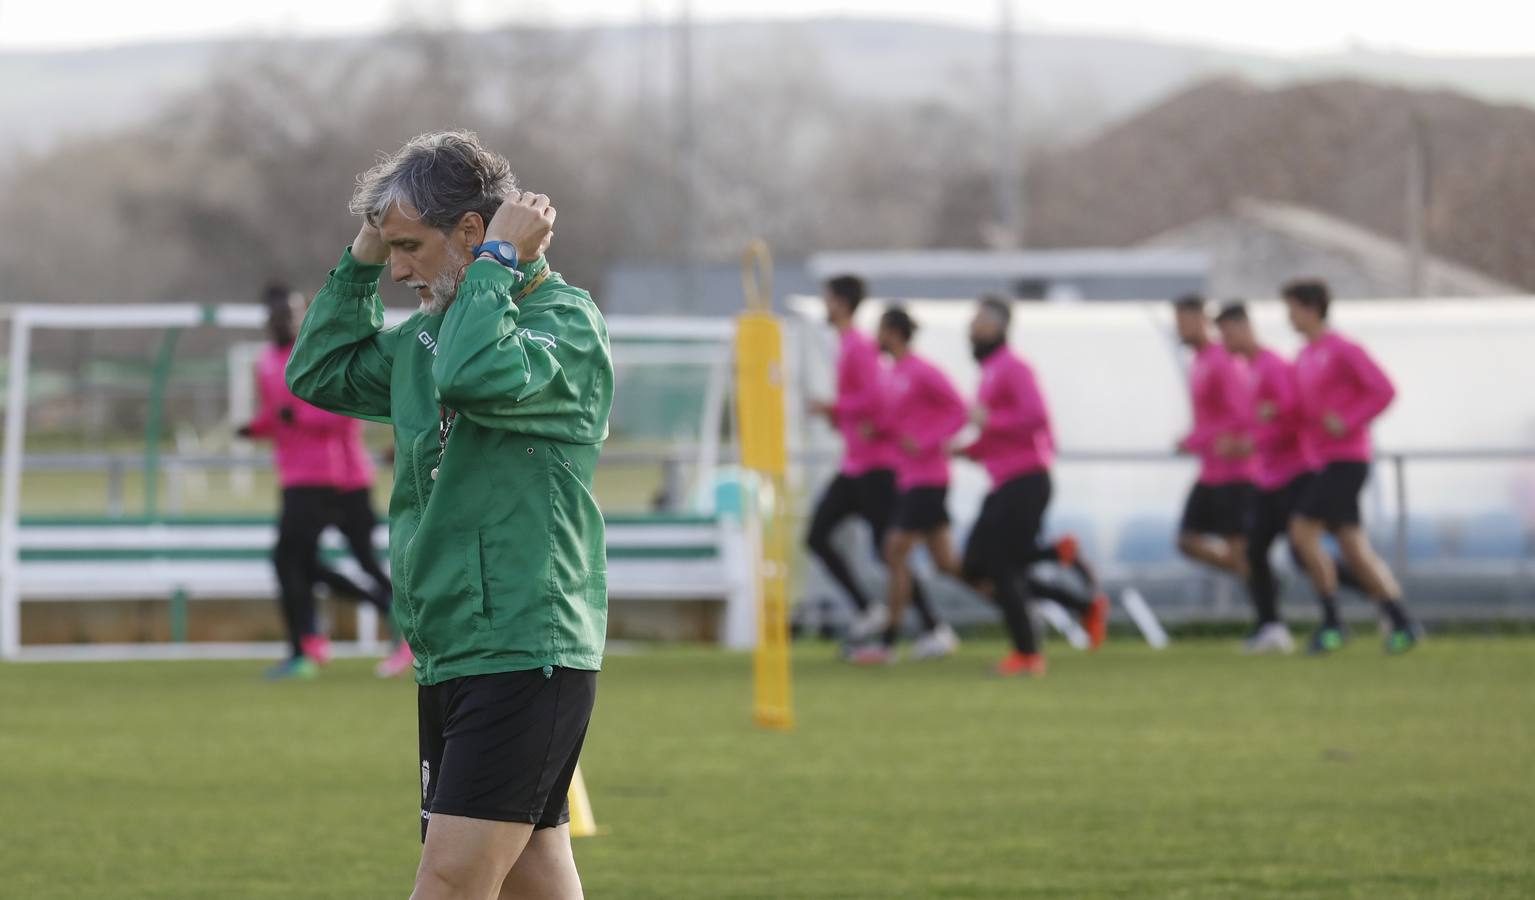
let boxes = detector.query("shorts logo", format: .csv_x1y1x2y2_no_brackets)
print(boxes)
421,760,431,801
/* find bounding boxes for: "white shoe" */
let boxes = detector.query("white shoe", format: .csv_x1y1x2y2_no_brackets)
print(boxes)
1241,622,1295,655
849,605,889,641
911,623,960,660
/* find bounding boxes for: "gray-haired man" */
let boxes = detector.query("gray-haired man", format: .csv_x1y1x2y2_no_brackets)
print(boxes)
288,130,614,899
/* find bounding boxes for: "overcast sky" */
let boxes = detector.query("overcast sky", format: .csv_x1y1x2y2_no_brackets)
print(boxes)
3,0,1534,56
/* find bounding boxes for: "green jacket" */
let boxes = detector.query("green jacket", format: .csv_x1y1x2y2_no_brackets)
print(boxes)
287,248,613,684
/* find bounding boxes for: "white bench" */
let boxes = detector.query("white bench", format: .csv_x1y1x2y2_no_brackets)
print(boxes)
4,513,755,661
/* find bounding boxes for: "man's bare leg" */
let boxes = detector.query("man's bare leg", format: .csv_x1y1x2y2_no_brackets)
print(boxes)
924,526,962,578
413,814,532,900
1334,526,1401,600
1289,516,1338,597
498,825,583,900
882,529,917,638
1289,515,1348,651
1178,532,1249,578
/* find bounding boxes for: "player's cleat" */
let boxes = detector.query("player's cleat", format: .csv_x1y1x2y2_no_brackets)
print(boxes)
1384,625,1421,655
1054,534,1080,567
911,623,960,660
1242,622,1296,655
846,643,896,666
1082,593,1110,650
300,634,333,666
994,651,1046,677
1306,625,1346,655
264,656,319,681
375,642,416,678
848,605,890,642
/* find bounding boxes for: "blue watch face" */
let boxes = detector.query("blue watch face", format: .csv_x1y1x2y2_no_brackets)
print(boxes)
476,242,516,265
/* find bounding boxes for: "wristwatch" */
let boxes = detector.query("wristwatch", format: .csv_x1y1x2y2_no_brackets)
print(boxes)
472,240,521,272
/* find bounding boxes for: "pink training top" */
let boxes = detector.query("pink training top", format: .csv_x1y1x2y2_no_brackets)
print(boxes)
1248,347,1313,491
1293,330,1396,464
1180,342,1257,486
248,344,375,490
963,347,1054,487
886,351,968,491
829,328,898,476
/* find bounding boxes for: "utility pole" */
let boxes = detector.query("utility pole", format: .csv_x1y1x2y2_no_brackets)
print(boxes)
1405,110,1429,297
994,0,1024,247
676,0,700,310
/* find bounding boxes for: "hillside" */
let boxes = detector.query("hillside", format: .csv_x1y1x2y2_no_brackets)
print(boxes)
9,19,1535,159
1026,78,1535,291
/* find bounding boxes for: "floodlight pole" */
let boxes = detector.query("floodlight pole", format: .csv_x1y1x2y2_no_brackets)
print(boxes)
994,0,1024,247
676,0,700,311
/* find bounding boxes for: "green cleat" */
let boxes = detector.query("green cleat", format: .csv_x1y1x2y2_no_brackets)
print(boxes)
1384,627,1420,656
263,657,319,681
1307,626,1346,655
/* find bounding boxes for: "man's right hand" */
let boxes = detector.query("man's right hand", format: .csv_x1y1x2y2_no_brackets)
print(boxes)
351,221,389,265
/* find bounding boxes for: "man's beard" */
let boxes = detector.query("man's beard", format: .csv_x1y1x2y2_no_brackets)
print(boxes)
418,247,469,315
971,336,1005,362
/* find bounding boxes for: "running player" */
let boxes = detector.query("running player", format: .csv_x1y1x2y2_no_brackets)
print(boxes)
1214,302,1303,653
848,306,963,664
805,274,901,642
240,285,392,680
959,296,1110,676
1173,295,1257,582
1283,279,1419,654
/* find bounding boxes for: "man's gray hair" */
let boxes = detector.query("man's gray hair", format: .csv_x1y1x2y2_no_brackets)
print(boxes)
349,130,517,232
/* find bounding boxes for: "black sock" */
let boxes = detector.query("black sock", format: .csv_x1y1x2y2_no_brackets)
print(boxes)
881,625,898,647
1317,594,1342,629
1380,600,1411,631
909,581,940,631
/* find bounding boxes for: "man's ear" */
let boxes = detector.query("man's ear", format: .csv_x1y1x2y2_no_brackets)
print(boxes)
459,212,486,253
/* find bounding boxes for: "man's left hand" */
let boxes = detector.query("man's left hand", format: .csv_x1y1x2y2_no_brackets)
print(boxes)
486,191,556,263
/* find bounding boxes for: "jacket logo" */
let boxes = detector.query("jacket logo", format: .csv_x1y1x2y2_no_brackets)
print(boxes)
518,328,556,351
418,331,438,357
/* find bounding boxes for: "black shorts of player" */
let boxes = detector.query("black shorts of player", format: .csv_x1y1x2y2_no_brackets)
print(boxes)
962,470,1051,581
892,486,950,532
1180,481,1256,538
808,468,899,549
1294,461,1370,529
418,666,596,841
1252,473,1313,545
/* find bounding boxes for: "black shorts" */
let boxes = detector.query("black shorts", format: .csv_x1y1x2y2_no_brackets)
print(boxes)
892,486,950,532
1294,461,1370,528
1180,481,1256,538
418,667,596,840
963,471,1051,580
807,469,898,550
1251,473,1313,545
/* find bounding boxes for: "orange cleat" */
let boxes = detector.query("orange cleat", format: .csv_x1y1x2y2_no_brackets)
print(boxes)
1082,593,1110,651
994,651,1046,677
1054,535,1080,567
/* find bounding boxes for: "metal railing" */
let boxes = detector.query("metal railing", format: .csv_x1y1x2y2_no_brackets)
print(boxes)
19,447,717,517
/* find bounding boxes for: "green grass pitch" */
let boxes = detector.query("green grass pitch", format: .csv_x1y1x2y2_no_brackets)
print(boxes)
1,637,1532,898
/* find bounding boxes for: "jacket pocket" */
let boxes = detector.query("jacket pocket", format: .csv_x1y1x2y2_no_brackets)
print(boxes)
466,532,490,632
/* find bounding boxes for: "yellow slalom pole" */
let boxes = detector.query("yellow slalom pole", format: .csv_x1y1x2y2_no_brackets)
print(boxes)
736,239,795,732
567,764,601,837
